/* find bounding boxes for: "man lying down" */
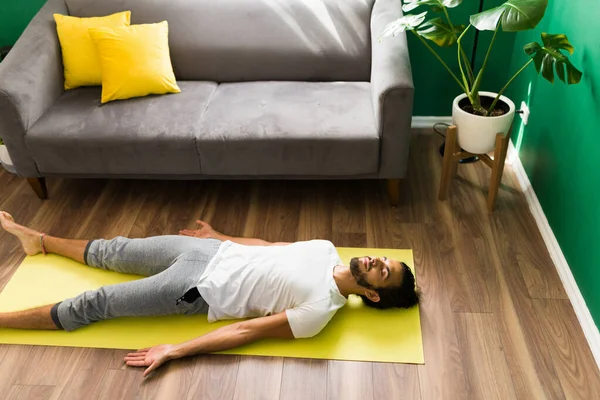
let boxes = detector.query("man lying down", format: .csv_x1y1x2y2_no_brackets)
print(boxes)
0,211,419,377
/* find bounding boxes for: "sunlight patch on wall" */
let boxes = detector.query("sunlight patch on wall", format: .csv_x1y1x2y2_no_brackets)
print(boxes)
265,0,345,51
514,81,533,155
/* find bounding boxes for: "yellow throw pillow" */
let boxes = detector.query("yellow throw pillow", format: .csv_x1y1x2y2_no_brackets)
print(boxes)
54,11,131,90
89,21,181,104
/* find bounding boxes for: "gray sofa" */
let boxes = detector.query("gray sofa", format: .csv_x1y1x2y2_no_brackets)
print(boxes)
0,0,413,205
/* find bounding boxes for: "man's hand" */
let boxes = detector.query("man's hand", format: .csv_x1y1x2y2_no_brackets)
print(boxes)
124,344,176,377
179,220,216,239
179,220,289,246
124,313,294,378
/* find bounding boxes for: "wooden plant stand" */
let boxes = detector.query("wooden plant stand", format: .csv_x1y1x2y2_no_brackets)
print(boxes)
438,125,511,213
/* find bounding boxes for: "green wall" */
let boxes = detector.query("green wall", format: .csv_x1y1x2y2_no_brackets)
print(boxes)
0,0,46,47
506,0,600,327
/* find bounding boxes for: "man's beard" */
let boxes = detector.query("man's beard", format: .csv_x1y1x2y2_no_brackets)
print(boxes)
349,257,375,289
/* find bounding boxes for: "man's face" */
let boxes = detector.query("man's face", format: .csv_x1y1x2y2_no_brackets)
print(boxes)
350,256,404,289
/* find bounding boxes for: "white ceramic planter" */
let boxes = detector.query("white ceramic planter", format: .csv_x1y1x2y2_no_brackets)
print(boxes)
452,91,516,154
0,144,16,173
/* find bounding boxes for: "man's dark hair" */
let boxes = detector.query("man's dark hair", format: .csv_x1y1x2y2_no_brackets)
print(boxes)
360,262,420,309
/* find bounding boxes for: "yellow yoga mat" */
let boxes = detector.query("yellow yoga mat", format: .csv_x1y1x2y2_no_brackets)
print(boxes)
0,248,423,364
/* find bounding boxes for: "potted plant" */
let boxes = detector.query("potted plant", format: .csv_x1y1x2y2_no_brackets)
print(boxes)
381,0,582,154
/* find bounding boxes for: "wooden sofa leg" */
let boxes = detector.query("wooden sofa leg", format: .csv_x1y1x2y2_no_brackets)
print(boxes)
387,179,401,207
26,177,48,200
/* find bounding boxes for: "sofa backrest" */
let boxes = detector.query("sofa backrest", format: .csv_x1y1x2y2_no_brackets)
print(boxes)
65,0,375,82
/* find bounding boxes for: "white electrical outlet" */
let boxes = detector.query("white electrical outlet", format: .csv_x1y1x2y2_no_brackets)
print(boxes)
520,101,530,125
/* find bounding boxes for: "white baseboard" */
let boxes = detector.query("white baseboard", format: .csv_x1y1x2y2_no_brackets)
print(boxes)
411,116,452,129
508,142,600,370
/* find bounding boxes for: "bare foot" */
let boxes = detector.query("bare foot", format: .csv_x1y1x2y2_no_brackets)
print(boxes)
0,211,43,256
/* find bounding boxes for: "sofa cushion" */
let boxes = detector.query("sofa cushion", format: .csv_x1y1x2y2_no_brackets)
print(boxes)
53,11,131,90
26,81,217,175
89,21,181,104
65,0,374,82
197,82,379,176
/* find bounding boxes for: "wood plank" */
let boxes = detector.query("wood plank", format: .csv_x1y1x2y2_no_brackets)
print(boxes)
33,179,108,238
446,236,495,313
0,169,25,208
124,180,213,239
92,369,141,400
73,180,148,239
0,345,34,398
365,181,402,248
372,363,421,400
438,125,459,203
327,361,374,400
232,356,283,400
454,313,517,400
18,179,107,242
405,224,469,400
533,299,600,400
449,161,490,216
280,359,327,400
194,181,221,229
13,346,75,386
487,213,566,400
51,348,114,400
183,355,239,400
432,246,471,312
332,232,367,248
332,181,365,234
500,204,568,299
206,181,252,239
253,181,302,243
297,181,333,241
6,385,55,400
128,181,179,239
242,182,260,238
157,181,211,235
404,134,440,223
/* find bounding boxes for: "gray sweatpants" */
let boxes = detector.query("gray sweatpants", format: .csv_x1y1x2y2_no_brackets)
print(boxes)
51,236,222,331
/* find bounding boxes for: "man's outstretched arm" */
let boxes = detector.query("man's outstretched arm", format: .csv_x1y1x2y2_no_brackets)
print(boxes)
124,312,294,377
179,220,290,246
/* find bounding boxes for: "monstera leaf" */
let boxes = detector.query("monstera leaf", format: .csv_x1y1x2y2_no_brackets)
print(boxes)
380,12,428,38
524,33,582,84
402,0,462,12
417,18,466,47
470,0,548,31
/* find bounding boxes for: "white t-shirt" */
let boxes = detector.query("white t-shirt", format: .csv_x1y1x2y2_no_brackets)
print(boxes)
196,240,348,338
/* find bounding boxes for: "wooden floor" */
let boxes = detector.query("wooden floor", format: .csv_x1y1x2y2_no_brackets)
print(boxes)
1,133,599,400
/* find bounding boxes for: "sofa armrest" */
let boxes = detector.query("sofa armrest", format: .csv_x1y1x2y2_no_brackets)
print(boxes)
371,0,414,179
0,0,66,177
